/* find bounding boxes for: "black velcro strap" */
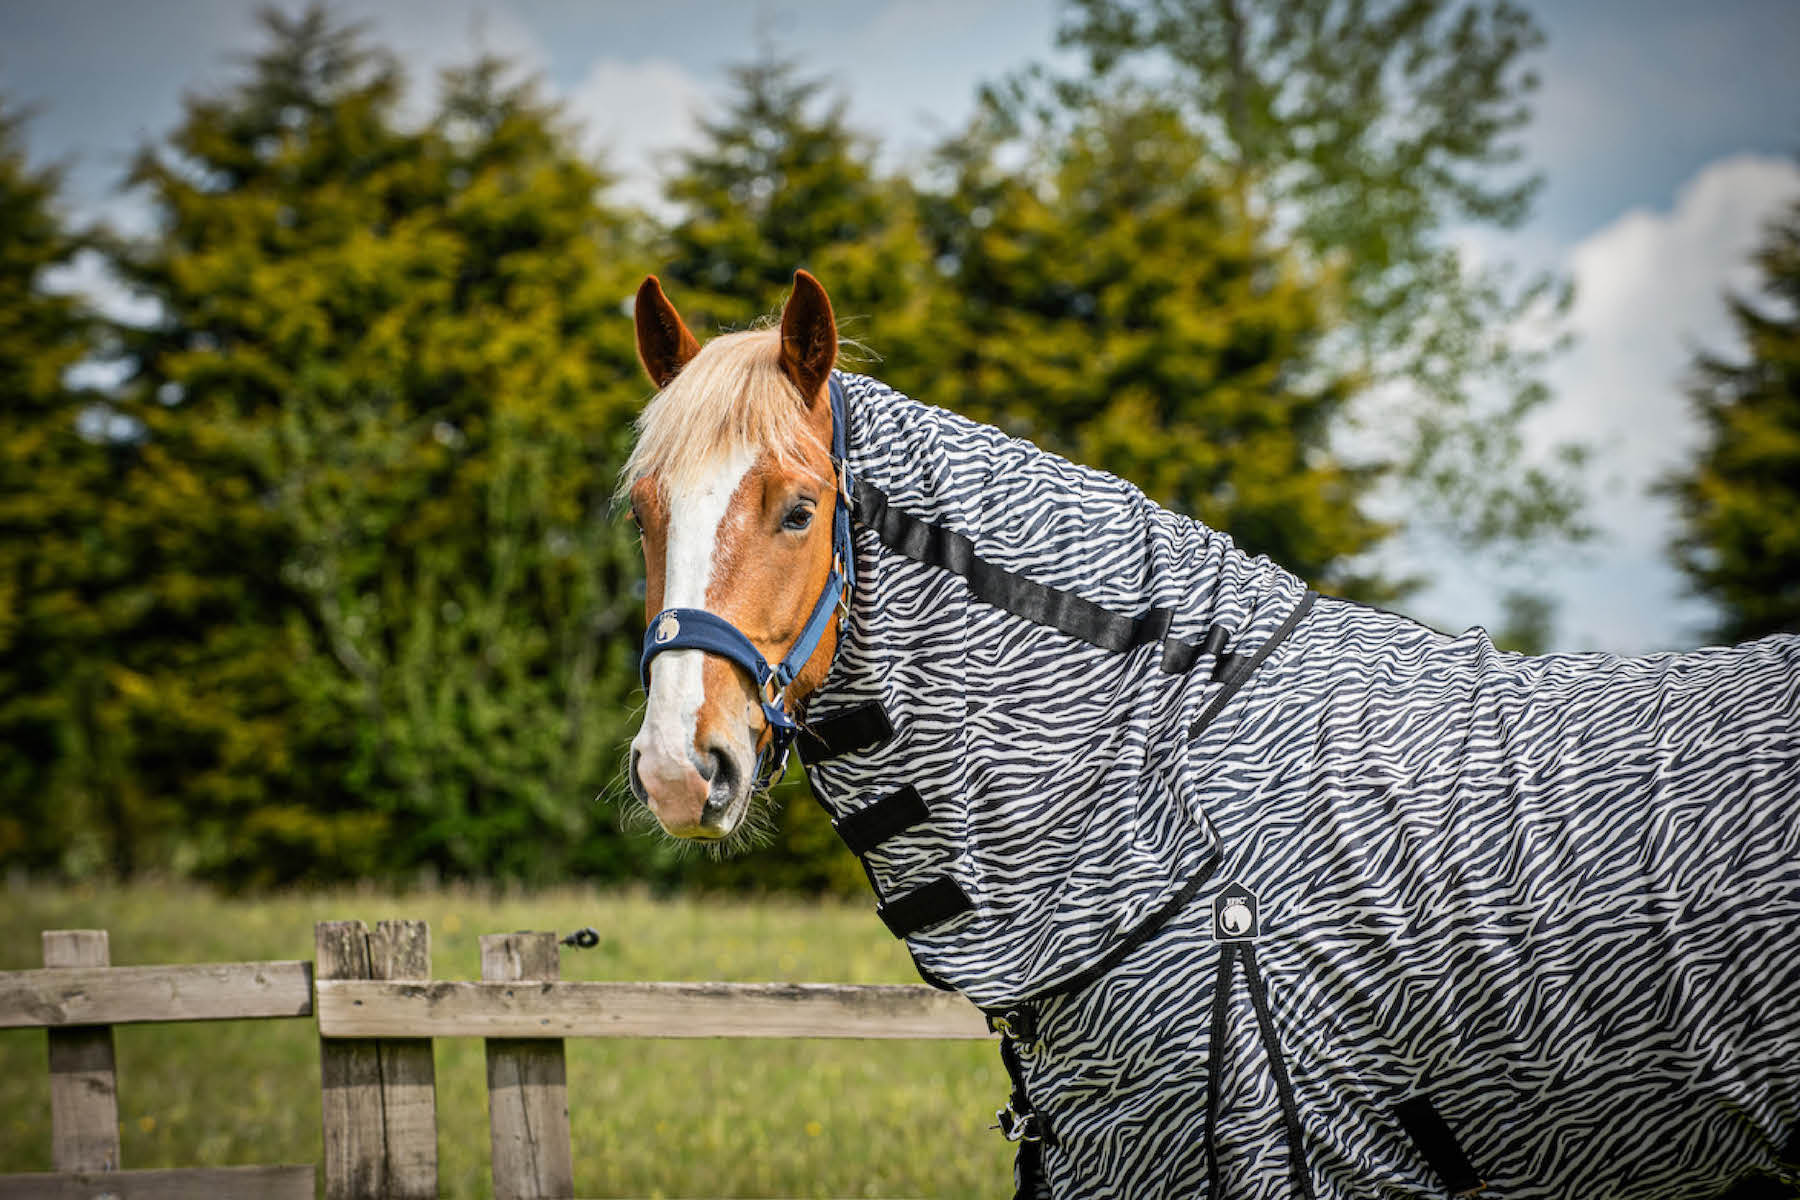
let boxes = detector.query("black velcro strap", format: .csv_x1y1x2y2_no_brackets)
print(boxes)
876,876,973,939
1395,1095,1483,1195
833,785,930,856
1210,650,1249,682
857,480,1204,670
1159,637,1203,674
1161,623,1236,674
797,700,893,764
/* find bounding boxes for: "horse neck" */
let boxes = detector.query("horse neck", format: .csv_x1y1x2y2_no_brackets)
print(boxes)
838,372,1291,661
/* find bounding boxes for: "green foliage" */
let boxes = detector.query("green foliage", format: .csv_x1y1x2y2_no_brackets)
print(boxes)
1,3,1606,893
659,55,927,339
904,92,1393,596
0,104,112,870
1664,198,1800,642
1040,0,1587,555
98,10,652,884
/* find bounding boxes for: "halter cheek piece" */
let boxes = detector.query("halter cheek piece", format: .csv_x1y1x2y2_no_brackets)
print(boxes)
638,374,855,791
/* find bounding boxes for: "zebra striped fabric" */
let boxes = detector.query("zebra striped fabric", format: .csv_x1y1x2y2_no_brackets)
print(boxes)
800,372,1800,1197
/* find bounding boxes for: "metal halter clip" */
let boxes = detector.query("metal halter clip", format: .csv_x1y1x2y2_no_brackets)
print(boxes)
834,555,854,624
988,1007,1039,1045
992,1102,1042,1144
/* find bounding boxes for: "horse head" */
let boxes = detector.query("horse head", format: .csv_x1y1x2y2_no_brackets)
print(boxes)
623,270,847,841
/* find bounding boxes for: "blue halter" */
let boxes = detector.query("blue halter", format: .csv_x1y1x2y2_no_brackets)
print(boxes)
638,373,855,790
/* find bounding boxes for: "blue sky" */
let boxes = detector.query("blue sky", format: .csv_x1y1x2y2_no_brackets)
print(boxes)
4,0,1798,652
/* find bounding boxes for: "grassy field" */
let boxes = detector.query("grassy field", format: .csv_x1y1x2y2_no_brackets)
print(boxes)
0,880,1014,1198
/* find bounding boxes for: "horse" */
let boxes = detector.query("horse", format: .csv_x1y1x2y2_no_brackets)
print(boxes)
623,269,1800,1199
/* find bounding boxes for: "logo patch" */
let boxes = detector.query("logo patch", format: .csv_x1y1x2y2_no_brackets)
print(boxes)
1212,882,1260,941
654,614,681,645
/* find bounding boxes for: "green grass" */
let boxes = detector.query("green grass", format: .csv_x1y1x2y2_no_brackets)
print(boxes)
0,880,1013,1198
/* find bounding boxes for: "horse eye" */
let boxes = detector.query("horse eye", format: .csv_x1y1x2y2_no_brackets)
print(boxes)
782,504,815,532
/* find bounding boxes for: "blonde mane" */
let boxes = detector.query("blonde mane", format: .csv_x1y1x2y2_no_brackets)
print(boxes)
620,328,827,499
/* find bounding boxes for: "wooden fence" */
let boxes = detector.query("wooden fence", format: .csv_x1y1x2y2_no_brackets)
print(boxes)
0,920,990,1199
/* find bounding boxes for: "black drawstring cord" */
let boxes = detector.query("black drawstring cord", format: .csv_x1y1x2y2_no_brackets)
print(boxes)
1204,942,1236,1197
1205,941,1315,1199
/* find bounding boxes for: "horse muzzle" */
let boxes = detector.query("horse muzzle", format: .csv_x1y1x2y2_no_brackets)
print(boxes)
628,737,749,838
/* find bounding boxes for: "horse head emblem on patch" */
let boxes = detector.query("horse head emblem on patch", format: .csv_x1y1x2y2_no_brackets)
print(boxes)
1213,882,1260,941
654,613,681,645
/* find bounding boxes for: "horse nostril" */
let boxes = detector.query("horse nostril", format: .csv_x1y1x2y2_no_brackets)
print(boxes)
701,748,740,826
708,748,733,791
694,750,717,783
626,744,655,802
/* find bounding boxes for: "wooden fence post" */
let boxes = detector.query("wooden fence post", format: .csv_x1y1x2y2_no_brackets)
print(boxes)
481,932,574,1200
316,920,437,1200
43,931,120,1173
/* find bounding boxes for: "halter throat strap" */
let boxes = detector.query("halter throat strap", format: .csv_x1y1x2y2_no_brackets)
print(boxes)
638,373,855,788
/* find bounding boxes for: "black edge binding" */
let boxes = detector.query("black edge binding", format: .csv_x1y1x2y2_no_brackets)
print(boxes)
1021,853,1222,1006
857,479,1225,675
876,876,973,939
1187,591,1317,740
797,699,893,764
1394,1096,1484,1195
833,785,931,856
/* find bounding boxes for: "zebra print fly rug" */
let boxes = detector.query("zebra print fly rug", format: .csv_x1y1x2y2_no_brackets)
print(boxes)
796,371,1800,1199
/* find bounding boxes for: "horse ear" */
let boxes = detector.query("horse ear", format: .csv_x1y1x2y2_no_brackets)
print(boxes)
779,269,838,405
635,275,701,388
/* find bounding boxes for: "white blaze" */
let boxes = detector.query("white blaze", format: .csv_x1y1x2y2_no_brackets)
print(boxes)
632,446,757,772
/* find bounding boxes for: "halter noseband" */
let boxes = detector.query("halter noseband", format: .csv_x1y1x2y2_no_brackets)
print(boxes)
637,373,855,791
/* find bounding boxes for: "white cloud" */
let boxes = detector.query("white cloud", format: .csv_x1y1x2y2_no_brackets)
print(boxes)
1409,154,1800,651
564,58,709,216
1546,154,1799,537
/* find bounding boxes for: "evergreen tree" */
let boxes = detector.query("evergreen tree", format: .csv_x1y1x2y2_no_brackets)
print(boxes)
907,94,1395,597
105,8,651,884
1035,0,1587,556
0,103,118,872
660,54,925,338
1664,198,1800,642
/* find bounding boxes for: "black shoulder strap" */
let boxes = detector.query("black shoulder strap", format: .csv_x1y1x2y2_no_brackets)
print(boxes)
1394,1095,1484,1195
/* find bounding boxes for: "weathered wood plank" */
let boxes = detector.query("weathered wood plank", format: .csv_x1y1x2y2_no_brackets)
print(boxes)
316,979,993,1040
318,921,385,1200
482,932,573,1200
369,921,437,1200
44,931,119,1173
0,1163,315,1199
316,920,438,1200
0,960,314,1028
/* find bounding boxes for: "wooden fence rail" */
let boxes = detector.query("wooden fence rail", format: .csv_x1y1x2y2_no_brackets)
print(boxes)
0,920,990,1199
